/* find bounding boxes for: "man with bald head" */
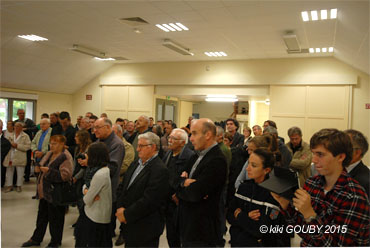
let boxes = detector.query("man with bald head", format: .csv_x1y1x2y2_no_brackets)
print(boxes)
128,115,150,159
177,118,227,247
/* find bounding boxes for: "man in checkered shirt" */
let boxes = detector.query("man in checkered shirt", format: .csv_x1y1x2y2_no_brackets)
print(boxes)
272,128,369,246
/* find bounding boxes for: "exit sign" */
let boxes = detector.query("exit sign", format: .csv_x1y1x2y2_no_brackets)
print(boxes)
366,103,370,109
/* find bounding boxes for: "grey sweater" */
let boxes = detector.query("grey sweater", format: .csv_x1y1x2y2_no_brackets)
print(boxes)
83,167,112,224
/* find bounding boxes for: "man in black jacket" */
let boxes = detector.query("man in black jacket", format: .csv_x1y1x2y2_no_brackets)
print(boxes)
344,129,369,197
51,111,76,157
226,118,244,148
162,128,194,247
1,120,11,187
116,132,169,247
177,118,227,247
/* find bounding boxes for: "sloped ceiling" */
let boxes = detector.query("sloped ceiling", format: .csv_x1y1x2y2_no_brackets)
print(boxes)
1,0,369,94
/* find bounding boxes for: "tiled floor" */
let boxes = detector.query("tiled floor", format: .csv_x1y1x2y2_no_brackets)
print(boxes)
1,178,300,247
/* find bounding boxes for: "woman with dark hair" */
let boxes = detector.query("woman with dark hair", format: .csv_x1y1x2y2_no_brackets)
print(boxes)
22,135,73,247
72,130,92,224
151,124,163,137
75,142,112,247
227,149,289,247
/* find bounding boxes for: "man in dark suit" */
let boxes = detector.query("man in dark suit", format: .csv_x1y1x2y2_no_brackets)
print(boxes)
344,129,370,198
226,118,244,148
177,118,227,247
51,111,76,157
116,132,169,247
162,128,194,247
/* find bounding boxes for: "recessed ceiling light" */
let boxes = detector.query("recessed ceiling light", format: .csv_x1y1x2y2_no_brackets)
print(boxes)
175,23,189,31
301,11,309,22
315,48,321,53
328,47,334,52
309,47,334,53
330,9,337,19
18,34,48,41
163,24,176,31
155,24,169,32
207,94,236,98
311,10,318,21
156,22,189,32
322,47,327,52
205,51,227,57
309,48,315,53
321,10,328,20
94,57,115,61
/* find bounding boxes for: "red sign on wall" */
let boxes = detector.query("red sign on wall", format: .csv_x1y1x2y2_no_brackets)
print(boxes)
366,103,370,109
86,95,92,100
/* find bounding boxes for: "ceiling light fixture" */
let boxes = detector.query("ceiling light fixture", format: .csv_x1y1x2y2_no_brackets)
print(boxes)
321,10,328,20
207,94,236,98
206,94,238,102
301,11,309,22
309,47,334,53
162,39,194,56
156,22,189,32
205,51,227,57
330,8,337,19
94,57,115,61
72,44,105,58
301,8,337,21
18,34,48,41
311,10,318,21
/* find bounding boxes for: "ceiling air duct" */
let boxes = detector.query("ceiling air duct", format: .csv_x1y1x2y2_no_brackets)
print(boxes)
162,39,194,56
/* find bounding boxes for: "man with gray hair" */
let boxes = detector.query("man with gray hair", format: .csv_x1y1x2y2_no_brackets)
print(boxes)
86,117,125,237
344,129,369,197
286,126,312,186
162,128,194,247
116,132,169,247
31,118,52,163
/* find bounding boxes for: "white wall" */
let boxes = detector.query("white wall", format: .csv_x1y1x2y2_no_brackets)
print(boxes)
178,101,193,128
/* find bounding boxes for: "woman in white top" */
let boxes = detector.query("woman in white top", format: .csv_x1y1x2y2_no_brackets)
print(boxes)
3,122,31,192
75,142,112,248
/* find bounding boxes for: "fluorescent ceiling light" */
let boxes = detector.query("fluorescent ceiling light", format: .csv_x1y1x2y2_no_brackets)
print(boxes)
311,10,318,21
330,8,337,19
315,48,321,53
205,98,238,102
309,48,315,53
207,94,236,98
265,99,270,105
328,47,334,52
169,23,182,31
176,23,189,31
94,57,115,61
163,24,176,31
155,24,169,32
301,11,309,22
18,34,48,41
205,51,227,57
156,22,189,32
321,10,328,20
322,47,327,52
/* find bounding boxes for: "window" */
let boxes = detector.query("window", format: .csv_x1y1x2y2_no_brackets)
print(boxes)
0,98,36,124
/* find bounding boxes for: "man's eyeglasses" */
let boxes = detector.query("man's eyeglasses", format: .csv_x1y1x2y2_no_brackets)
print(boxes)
138,144,152,149
168,136,181,140
94,125,107,130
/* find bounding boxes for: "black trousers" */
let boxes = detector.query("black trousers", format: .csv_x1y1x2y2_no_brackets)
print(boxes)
24,150,31,181
110,201,117,237
165,201,181,248
31,198,66,245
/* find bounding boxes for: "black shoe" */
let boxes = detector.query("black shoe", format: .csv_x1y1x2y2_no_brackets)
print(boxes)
32,195,38,199
46,243,60,248
21,239,40,247
115,233,125,246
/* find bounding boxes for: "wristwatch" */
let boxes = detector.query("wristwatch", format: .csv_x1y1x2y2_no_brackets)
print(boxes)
304,214,317,223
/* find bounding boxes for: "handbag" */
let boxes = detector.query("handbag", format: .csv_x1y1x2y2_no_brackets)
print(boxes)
51,180,78,206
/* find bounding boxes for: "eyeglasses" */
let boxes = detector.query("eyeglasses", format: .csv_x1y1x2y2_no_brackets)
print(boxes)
94,125,107,130
168,136,182,140
137,144,152,149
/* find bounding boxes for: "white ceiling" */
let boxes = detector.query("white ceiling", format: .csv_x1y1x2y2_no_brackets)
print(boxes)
1,0,369,94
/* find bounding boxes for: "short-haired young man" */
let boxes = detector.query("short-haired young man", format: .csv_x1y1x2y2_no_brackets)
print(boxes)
272,128,369,246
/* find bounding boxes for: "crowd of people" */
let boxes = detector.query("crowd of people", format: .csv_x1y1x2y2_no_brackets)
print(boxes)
0,109,369,247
